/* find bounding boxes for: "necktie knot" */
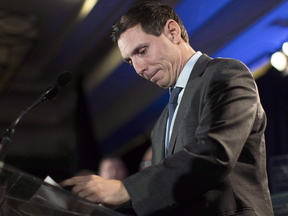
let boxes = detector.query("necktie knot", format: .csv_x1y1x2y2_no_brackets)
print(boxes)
169,87,182,105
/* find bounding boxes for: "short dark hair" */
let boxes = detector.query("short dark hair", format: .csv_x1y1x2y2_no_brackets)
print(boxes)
111,1,189,44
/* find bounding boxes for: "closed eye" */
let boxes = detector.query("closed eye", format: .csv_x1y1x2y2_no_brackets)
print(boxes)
139,47,147,55
123,44,148,66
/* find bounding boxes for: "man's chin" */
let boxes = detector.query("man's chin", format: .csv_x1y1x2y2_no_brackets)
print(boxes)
155,82,169,89
148,78,169,89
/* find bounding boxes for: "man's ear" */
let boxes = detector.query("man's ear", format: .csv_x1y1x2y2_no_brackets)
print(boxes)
163,19,181,44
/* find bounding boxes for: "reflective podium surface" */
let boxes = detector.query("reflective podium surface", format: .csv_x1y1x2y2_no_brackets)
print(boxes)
0,161,126,216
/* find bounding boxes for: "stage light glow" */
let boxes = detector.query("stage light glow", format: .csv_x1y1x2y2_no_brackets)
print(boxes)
270,51,287,72
79,0,98,19
282,42,288,56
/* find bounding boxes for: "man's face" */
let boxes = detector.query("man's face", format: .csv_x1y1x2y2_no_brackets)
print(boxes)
99,159,127,180
118,24,180,89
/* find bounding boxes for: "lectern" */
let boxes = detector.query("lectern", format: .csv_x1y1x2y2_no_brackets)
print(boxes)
0,161,125,216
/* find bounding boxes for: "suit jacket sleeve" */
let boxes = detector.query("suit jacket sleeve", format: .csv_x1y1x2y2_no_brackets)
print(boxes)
122,57,266,215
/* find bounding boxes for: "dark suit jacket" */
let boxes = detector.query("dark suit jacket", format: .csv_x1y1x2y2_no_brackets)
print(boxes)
122,54,273,216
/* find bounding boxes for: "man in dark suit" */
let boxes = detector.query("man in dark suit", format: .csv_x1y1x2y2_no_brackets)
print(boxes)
60,2,273,215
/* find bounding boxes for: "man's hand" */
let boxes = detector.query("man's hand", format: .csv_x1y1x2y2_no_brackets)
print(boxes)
59,175,130,206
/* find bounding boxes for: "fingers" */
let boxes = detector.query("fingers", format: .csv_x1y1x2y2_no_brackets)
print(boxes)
76,189,95,198
62,175,101,203
72,182,96,198
59,175,91,187
84,193,101,203
59,175,98,196
58,178,74,187
72,184,86,195
59,175,129,206
59,177,78,187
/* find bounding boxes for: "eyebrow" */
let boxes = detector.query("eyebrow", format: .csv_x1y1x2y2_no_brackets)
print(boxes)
123,43,148,63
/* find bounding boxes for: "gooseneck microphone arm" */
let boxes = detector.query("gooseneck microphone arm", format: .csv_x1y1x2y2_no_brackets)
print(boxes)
0,72,72,161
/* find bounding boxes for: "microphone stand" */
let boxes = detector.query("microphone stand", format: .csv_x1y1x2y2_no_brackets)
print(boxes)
0,72,72,161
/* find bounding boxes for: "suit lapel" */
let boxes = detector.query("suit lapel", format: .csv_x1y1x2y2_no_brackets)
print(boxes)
167,54,213,156
153,106,168,164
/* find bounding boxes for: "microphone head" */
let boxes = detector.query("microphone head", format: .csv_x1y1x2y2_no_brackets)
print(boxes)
56,72,72,87
46,87,59,101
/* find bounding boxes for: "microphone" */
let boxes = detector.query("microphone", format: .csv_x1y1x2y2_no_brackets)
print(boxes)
0,72,72,161
39,71,72,102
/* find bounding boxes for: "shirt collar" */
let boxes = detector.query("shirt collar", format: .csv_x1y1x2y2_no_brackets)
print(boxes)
169,51,202,94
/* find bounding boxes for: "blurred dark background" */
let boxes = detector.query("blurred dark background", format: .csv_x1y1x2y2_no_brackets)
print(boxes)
1,0,288,194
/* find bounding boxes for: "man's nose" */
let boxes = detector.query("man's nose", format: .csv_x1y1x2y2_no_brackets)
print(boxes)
133,58,146,77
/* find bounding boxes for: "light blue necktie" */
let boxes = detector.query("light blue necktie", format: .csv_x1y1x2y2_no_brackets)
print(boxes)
166,87,183,156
